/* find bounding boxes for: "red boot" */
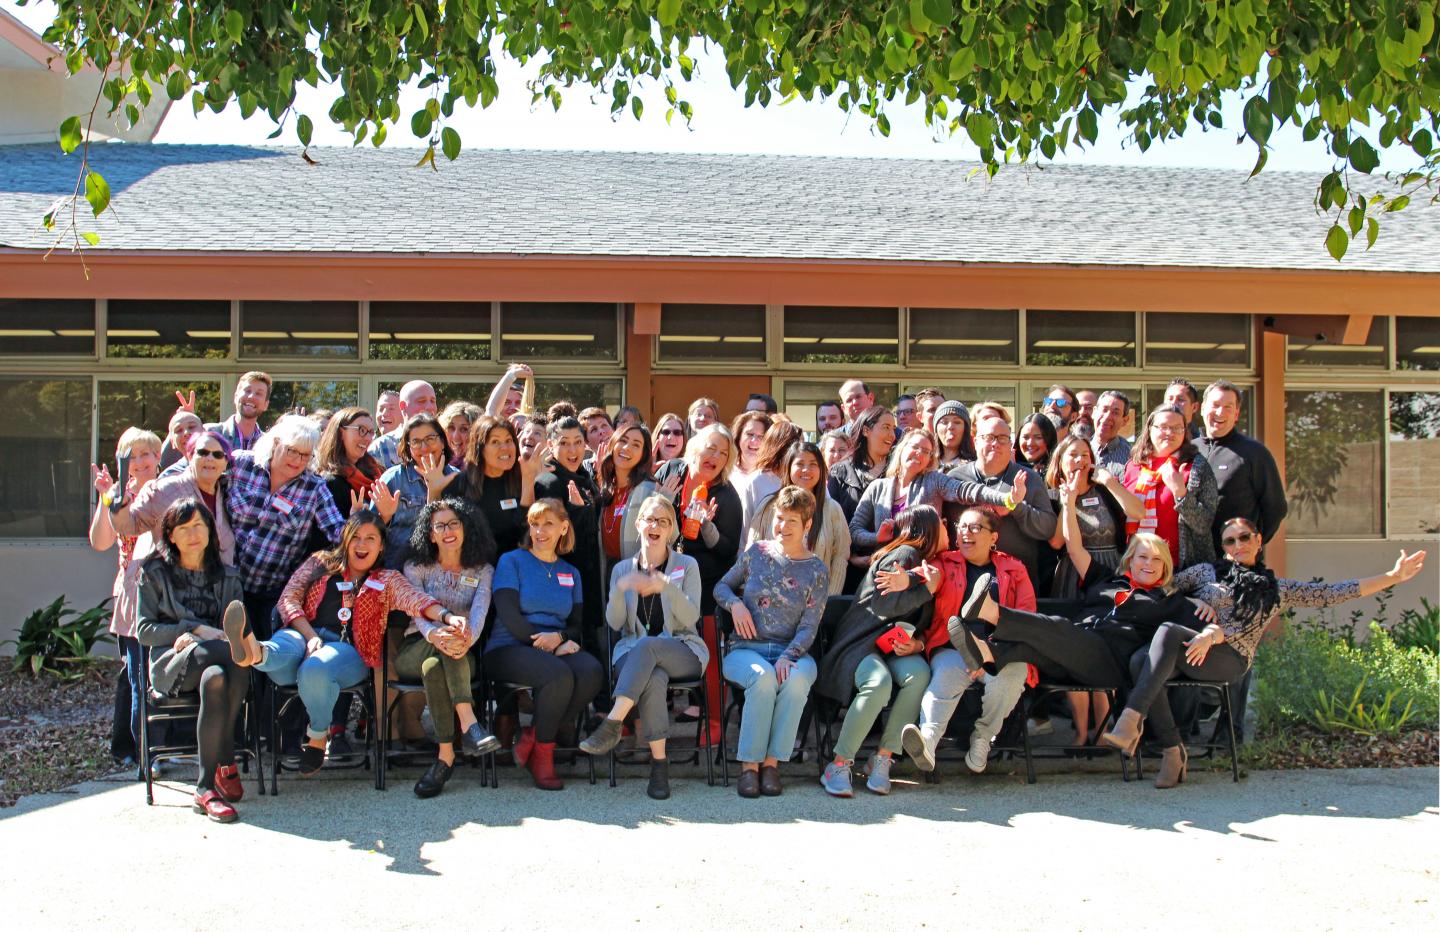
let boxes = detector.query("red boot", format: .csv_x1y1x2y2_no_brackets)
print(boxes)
214,764,244,803
513,726,536,767
528,741,564,790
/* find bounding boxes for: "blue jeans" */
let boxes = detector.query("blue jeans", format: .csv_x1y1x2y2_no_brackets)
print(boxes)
113,635,144,758
255,628,368,741
722,643,817,764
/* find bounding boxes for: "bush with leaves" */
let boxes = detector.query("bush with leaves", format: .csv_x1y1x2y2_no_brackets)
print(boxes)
1391,598,1440,654
3,596,114,682
22,0,1438,259
1254,617,1438,737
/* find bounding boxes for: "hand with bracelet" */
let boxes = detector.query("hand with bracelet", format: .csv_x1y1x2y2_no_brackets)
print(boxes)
1184,624,1226,665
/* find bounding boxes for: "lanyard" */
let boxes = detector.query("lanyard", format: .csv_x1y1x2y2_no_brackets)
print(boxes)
335,570,360,638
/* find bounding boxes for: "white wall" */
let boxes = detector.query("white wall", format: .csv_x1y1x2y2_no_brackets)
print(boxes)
0,540,120,655
1287,539,1440,630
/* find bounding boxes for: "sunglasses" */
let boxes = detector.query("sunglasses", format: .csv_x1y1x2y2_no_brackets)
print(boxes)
194,449,226,461
1046,397,1071,408
1221,531,1256,547
657,428,684,437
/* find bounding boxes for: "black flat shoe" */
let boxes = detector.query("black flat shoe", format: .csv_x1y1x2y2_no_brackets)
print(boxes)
737,769,761,799
298,743,326,777
461,723,502,757
759,764,783,797
647,758,671,800
414,759,453,798
961,574,994,622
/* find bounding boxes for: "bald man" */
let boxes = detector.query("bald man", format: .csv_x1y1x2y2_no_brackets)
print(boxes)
368,379,438,469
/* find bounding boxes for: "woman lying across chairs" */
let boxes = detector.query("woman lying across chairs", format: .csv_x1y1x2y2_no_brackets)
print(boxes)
715,486,830,798
1100,518,1429,788
224,511,463,777
135,498,248,823
400,498,504,799
580,494,706,800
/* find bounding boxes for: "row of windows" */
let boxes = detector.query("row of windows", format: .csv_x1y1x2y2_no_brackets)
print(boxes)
5,301,1437,372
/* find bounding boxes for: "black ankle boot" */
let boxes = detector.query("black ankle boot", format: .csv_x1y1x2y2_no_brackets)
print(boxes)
647,758,671,800
414,758,453,798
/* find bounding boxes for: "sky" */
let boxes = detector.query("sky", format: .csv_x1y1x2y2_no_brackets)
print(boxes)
4,0,1410,174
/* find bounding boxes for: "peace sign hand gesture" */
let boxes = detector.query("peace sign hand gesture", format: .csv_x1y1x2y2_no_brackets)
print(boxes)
174,390,197,413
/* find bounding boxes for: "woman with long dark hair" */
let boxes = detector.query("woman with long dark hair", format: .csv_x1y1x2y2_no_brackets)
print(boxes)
1015,412,1058,476
827,406,896,522
934,400,975,469
316,407,386,520
747,441,850,596
1108,518,1429,788
595,421,659,572
136,499,247,822
432,414,544,555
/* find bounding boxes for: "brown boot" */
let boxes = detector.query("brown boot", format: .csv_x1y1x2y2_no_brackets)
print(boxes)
222,601,260,667
527,741,564,791
1154,745,1186,789
1098,708,1144,758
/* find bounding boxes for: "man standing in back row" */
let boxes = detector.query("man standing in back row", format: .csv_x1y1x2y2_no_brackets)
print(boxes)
1195,380,1288,552
839,379,875,422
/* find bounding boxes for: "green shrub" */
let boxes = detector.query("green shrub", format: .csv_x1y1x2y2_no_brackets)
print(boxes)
1254,619,1438,736
1391,598,1439,654
3,596,114,681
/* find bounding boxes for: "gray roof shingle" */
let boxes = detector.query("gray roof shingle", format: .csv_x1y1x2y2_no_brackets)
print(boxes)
0,143,1436,272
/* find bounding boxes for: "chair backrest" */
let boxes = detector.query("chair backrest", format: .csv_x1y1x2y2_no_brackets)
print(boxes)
812,594,854,658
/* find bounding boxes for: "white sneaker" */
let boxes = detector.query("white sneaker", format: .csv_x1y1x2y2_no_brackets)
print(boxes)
901,723,940,772
1027,717,1054,736
965,734,991,773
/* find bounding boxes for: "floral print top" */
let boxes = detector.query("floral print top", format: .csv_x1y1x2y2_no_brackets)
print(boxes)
1171,562,1362,662
714,540,830,663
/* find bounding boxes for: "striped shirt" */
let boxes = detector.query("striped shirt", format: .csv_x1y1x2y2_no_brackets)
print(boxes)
226,451,345,592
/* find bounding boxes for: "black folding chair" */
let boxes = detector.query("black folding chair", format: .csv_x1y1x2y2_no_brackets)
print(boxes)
1134,677,1243,783
266,677,377,794
600,624,714,788
377,625,490,790
479,675,597,788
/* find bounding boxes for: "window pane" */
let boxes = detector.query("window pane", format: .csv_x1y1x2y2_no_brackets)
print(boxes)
107,300,231,359
659,304,766,362
377,380,493,411
241,301,359,358
909,308,1018,364
0,378,90,536
0,299,94,356
907,384,1018,419
1145,313,1250,367
369,302,492,361
500,303,618,359
1285,390,1383,538
1389,391,1440,536
784,307,899,365
98,380,222,468
1288,317,1388,368
268,380,359,418
533,380,623,414
781,381,898,432
1026,310,1136,367
1396,317,1440,372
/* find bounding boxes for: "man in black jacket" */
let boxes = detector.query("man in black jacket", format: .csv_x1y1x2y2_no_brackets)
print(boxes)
1195,380,1289,552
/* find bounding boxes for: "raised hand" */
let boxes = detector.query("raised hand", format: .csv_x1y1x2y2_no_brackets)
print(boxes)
370,481,399,522
874,566,911,594
1009,468,1028,503
1391,549,1427,584
567,480,585,507
417,451,449,491
701,497,719,524
659,472,683,500
174,389,197,413
1061,471,1084,504
91,463,114,496
349,487,369,515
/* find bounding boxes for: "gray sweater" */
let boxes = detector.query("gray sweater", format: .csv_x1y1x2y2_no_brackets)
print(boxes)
946,460,1058,583
605,550,708,669
849,470,1009,552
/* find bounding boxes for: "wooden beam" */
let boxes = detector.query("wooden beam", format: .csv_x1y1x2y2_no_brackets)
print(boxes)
633,302,662,334
1342,313,1374,345
624,305,653,420
1256,326,1288,578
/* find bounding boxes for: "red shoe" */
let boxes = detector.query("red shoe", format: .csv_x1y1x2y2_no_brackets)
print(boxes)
214,765,244,803
192,790,237,823
527,741,564,791
513,726,536,767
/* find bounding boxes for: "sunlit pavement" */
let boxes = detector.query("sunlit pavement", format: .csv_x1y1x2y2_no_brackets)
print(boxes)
3,763,1435,930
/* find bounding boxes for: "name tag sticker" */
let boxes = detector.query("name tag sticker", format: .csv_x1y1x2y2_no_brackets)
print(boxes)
1081,496,1100,508
272,496,294,515
336,581,355,592
459,575,480,588
363,578,387,591
500,498,518,510
670,568,686,582
614,506,626,517
557,573,575,588
1217,464,1229,470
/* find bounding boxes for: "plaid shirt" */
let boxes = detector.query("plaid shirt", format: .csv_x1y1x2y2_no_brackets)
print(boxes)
226,451,345,592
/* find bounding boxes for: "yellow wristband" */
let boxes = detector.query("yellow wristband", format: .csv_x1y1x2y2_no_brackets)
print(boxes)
1002,492,1017,511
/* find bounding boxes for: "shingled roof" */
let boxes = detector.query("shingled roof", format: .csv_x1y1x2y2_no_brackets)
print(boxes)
1,143,1436,273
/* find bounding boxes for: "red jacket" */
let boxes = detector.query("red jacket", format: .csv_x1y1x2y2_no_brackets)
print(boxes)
279,556,439,668
925,549,1036,656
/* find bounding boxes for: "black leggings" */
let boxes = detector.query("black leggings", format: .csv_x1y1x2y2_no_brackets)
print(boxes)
173,641,249,791
486,645,604,744
990,605,1128,687
1126,622,1249,747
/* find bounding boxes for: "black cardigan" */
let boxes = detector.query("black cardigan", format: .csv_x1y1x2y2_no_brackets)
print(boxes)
653,459,742,615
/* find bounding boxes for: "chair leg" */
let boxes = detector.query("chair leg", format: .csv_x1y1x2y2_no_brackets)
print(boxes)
140,693,154,806
1020,691,1037,785
1221,686,1241,783
699,682,714,788
269,686,281,797
249,675,265,797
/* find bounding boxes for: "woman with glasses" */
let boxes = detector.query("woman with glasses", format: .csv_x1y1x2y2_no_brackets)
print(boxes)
652,412,689,464
315,407,388,522
1121,404,1218,571
580,495,705,800
1108,519,1429,788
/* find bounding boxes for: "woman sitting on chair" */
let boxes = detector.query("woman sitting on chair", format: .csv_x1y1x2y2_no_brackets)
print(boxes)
484,498,605,791
224,511,462,777
580,494,705,800
135,499,247,823
1103,518,1428,788
400,498,504,799
715,486,830,799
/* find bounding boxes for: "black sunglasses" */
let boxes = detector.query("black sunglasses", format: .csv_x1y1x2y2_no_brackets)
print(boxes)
194,449,227,461
1221,531,1255,546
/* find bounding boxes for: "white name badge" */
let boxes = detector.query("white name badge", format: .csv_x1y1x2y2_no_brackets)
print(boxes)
614,506,626,517
556,572,575,588
335,581,355,592
670,568,686,582
272,495,295,515
459,575,480,588
1217,464,1230,470
364,578,387,591
500,498,519,510
1081,496,1100,508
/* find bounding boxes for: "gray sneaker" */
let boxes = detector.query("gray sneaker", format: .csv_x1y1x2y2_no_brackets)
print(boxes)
900,723,937,772
820,760,854,797
965,734,991,773
864,754,893,795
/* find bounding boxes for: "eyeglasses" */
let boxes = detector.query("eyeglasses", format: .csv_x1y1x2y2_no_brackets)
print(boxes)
639,515,674,527
977,434,1011,445
1046,397,1071,408
1151,424,1185,435
280,446,312,460
410,434,444,448
342,424,377,439
431,519,463,533
957,523,994,534
1221,531,1256,547
657,428,684,438
193,449,226,461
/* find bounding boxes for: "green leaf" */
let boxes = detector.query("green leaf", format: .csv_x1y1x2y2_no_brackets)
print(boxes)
631,96,643,120
297,114,313,147
165,71,186,101
59,115,82,154
1077,107,1098,144
225,10,244,44
1347,204,1364,236
440,125,460,160
1411,130,1433,157
1348,138,1379,174
1325,224,1348,261
84,171,111,217
1249,148,1268,178
411,109,433,138
1365,217,1379,249
657,0,682,29
1243,95,1271,147
1385,195,1410,213
908,0,933,33
415,145,437,172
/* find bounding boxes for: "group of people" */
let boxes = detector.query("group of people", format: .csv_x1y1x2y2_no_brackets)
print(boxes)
89,367,1428,822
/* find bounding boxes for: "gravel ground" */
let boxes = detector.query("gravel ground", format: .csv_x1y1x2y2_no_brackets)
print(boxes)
0,663,121,807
